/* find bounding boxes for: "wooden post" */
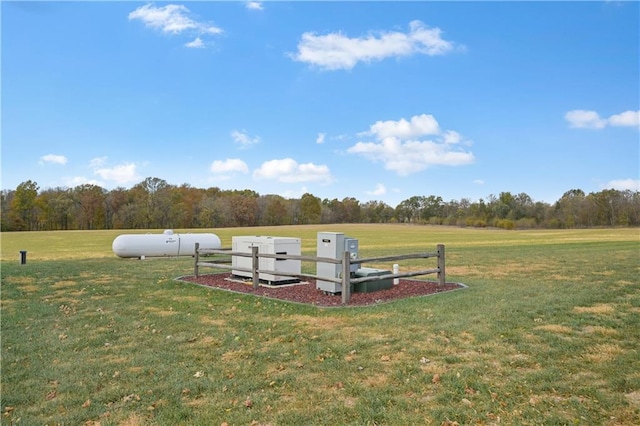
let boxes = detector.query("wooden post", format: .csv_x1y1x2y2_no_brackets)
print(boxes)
341,250,351,305
251,245,259,290
437,244,445,286
194,243,200,277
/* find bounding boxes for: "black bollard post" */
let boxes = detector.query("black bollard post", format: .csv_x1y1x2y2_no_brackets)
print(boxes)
20,250,27,265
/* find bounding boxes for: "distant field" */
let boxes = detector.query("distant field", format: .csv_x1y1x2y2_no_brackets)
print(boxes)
1,224,634,261
1,225,639,425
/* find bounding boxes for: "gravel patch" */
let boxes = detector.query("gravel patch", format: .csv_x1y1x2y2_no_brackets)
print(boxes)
178,273,465,307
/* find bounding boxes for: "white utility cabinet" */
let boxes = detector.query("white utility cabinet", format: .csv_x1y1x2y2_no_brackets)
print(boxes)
316,232,359,294
231,236,301,284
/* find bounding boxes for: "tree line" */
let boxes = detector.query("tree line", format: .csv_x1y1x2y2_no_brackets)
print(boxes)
2,177,639,232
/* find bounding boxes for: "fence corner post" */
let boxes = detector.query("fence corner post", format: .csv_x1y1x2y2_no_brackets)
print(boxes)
194,242,200,277
341,250,351,305
251,245,259,290
437,244,445,286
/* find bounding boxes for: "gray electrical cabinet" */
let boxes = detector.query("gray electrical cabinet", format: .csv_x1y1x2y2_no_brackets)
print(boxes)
316,232,359,294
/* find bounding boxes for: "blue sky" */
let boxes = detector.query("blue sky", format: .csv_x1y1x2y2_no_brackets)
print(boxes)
2,1,639,206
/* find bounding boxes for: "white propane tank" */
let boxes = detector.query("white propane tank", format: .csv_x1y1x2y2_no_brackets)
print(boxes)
112,230,222,258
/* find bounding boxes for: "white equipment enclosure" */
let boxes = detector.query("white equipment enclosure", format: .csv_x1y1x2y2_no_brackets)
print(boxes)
231,236,301,284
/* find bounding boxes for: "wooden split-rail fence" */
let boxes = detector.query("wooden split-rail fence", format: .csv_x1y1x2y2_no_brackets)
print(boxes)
194,243,445,305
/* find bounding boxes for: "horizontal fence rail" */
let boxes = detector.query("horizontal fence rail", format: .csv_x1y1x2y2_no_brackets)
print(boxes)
194,242,445,305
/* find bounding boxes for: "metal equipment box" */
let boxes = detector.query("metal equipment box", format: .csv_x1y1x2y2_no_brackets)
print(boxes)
353,267,393,293
232,236,301,284
316,232,359,294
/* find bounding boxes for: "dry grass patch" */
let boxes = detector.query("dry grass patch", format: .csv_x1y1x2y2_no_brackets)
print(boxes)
174,295,204,303
625,391,640,407
573,303,616,315
592,270,616,276
506,353,541,371
66,289,89,297
1,296,16,307
482,261,548,279
342,396,358,408
51,280,78,289
144,306,179,316
127,366,145,374
446,265,477,277
362,373,389,388
535,324,573,334
582,325,618,336
19,284,40,293
119,413,148,426
99,355,134,365
183,396,212,408
583,344,624,363
288,314,349,330
88,275,118,285
222,349,247,362
419,362,444,374
199,316,227,327
4,275,36,285
352,329,395,343
193,335,218,346
457,331,476,343
50,295,82,305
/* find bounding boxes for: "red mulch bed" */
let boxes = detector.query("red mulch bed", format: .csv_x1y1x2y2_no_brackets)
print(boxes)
179,273,465,307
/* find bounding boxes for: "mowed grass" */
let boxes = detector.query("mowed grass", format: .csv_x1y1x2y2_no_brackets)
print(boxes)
1,225,639,425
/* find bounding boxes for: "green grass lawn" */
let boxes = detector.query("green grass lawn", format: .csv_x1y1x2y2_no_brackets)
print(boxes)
1,225,639,425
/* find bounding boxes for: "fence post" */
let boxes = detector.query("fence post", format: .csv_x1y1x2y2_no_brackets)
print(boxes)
194,243,200,277
341,250,351,305
437,244,445,286
251,245,259,290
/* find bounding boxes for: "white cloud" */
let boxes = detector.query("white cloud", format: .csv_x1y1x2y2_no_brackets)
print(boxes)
443,130,462,144
185,37,204,48
62,176,102,187
348,114,474,175
291,20,458,71
365,183,387,196
349,138,475,175
281,186,309,199
364,114,440,140
246,1,263,10
39,154,67,165
608,110,640,127
253,158,333,183
92,162,140,185
316,132,326,144
332,133,350,142
57,158,141,188
210,158,249,176
565,109,640,129
231,130,260,148
128,4,222,36
603,179,640,192
565,110,607,129
89,156,107,168
473,179,485,185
